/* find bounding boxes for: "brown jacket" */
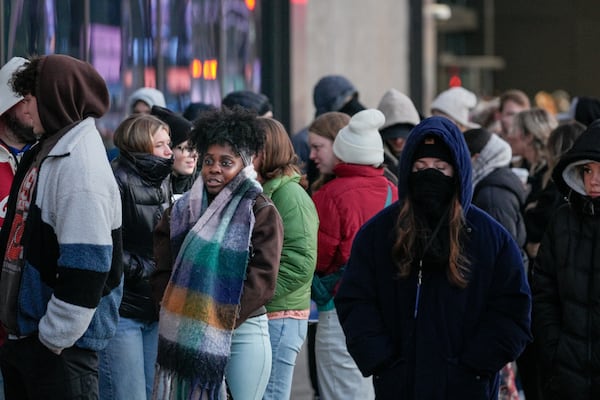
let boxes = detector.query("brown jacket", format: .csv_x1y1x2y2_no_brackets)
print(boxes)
151,193,283,328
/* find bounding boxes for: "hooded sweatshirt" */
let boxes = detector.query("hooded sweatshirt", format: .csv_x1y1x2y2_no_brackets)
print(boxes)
335,116,531,399
0,54,123,353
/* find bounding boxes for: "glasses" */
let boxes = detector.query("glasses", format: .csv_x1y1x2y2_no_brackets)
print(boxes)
175,145,198,157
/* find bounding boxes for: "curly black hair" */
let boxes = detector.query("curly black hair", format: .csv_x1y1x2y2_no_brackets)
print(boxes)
10,56,41,97
190,105,264,157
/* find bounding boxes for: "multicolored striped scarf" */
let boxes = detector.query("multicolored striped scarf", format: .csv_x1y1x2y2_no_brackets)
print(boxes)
153,165,262,400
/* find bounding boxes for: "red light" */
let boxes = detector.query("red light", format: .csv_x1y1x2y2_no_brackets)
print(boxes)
245,0,255,11
144,68,156,88
449,74,462,88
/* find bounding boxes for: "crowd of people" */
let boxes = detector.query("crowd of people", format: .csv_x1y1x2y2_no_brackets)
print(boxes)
0,53,599,400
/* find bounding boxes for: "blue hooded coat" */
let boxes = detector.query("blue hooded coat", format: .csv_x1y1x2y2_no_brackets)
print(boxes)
335,116,532,399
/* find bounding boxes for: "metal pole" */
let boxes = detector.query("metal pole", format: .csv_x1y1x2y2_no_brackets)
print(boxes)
422,0,437,115
156,0,164,92
0,0,5,63
83,0,90,62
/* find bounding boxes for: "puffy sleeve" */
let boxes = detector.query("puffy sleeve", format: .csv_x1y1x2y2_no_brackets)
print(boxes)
236,195,283,326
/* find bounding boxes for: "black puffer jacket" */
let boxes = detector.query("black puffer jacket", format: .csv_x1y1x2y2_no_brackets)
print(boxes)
532,120,600,400
473,167,527,248
112,151,172,321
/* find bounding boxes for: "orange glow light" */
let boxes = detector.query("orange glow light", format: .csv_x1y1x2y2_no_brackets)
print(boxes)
203,59,218,80
245,0,255,11
191,59,202,79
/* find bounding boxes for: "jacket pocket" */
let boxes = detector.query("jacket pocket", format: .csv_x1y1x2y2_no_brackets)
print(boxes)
446,362,491,400
373,359,408,399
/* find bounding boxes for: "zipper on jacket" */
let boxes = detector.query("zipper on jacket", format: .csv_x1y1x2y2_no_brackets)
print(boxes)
414,263,423,319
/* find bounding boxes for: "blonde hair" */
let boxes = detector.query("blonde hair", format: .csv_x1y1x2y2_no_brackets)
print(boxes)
114,114,170,154
513,108,558,167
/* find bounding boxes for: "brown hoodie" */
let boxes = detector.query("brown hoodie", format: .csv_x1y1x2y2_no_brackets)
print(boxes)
35,54,109,136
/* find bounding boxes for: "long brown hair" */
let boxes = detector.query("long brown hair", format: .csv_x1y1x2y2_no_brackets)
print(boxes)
308,111,350,192
256,117,301,181
392,195,470,288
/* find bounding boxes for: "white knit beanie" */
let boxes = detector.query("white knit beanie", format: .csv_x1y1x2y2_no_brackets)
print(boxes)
377,88,420,129
431,86,480,129
333,109,385,167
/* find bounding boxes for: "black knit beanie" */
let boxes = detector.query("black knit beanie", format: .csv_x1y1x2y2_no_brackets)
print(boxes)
151,105,193,147
413,134,453,164
463,128,492,155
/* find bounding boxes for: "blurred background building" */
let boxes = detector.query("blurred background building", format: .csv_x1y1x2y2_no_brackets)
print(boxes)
1,0,598,134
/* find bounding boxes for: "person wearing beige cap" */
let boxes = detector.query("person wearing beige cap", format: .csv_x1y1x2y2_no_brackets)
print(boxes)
431,86,480,132
377,89,421,178
312,109,398,400
0,57,37,229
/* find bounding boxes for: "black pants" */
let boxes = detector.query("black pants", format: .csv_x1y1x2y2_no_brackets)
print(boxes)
0,336,99,400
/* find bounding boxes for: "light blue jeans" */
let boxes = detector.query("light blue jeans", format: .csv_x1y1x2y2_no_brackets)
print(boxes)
315,309,374,400
262,318,308,400
98,317,158,400
226,314,272,400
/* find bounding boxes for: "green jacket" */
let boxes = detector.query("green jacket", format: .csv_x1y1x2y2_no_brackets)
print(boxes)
262,173,318,312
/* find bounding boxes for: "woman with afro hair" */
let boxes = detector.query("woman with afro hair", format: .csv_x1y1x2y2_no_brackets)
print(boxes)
151,106,284,400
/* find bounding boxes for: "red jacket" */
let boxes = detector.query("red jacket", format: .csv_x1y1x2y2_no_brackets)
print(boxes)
312,163,398,278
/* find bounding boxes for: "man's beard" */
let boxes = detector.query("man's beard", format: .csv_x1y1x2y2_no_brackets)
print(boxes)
2,113,36,143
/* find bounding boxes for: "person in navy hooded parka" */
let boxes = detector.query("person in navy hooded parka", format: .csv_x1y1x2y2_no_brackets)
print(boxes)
335,116,532,399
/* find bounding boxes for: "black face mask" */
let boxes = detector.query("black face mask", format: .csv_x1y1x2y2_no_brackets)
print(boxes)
408,168,456,221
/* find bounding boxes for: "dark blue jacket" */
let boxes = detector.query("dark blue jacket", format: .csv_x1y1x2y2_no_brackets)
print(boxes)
335,116,532,399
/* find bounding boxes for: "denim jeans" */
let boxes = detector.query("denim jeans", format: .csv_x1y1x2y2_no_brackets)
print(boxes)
262,318,308,400
0,335,98,399
225,314,271,400
98,317,158,400
315,309,374,400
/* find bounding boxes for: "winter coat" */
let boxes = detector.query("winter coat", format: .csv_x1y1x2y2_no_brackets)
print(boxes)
335,116,532,400
0,141,21,228
262,172,318,313
112,151,172,321
473,167,527,248
0,119,123,352
524,180,565,244
312,163,398,279
532,120,600,399
151,193,283,328
0,54,123,354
